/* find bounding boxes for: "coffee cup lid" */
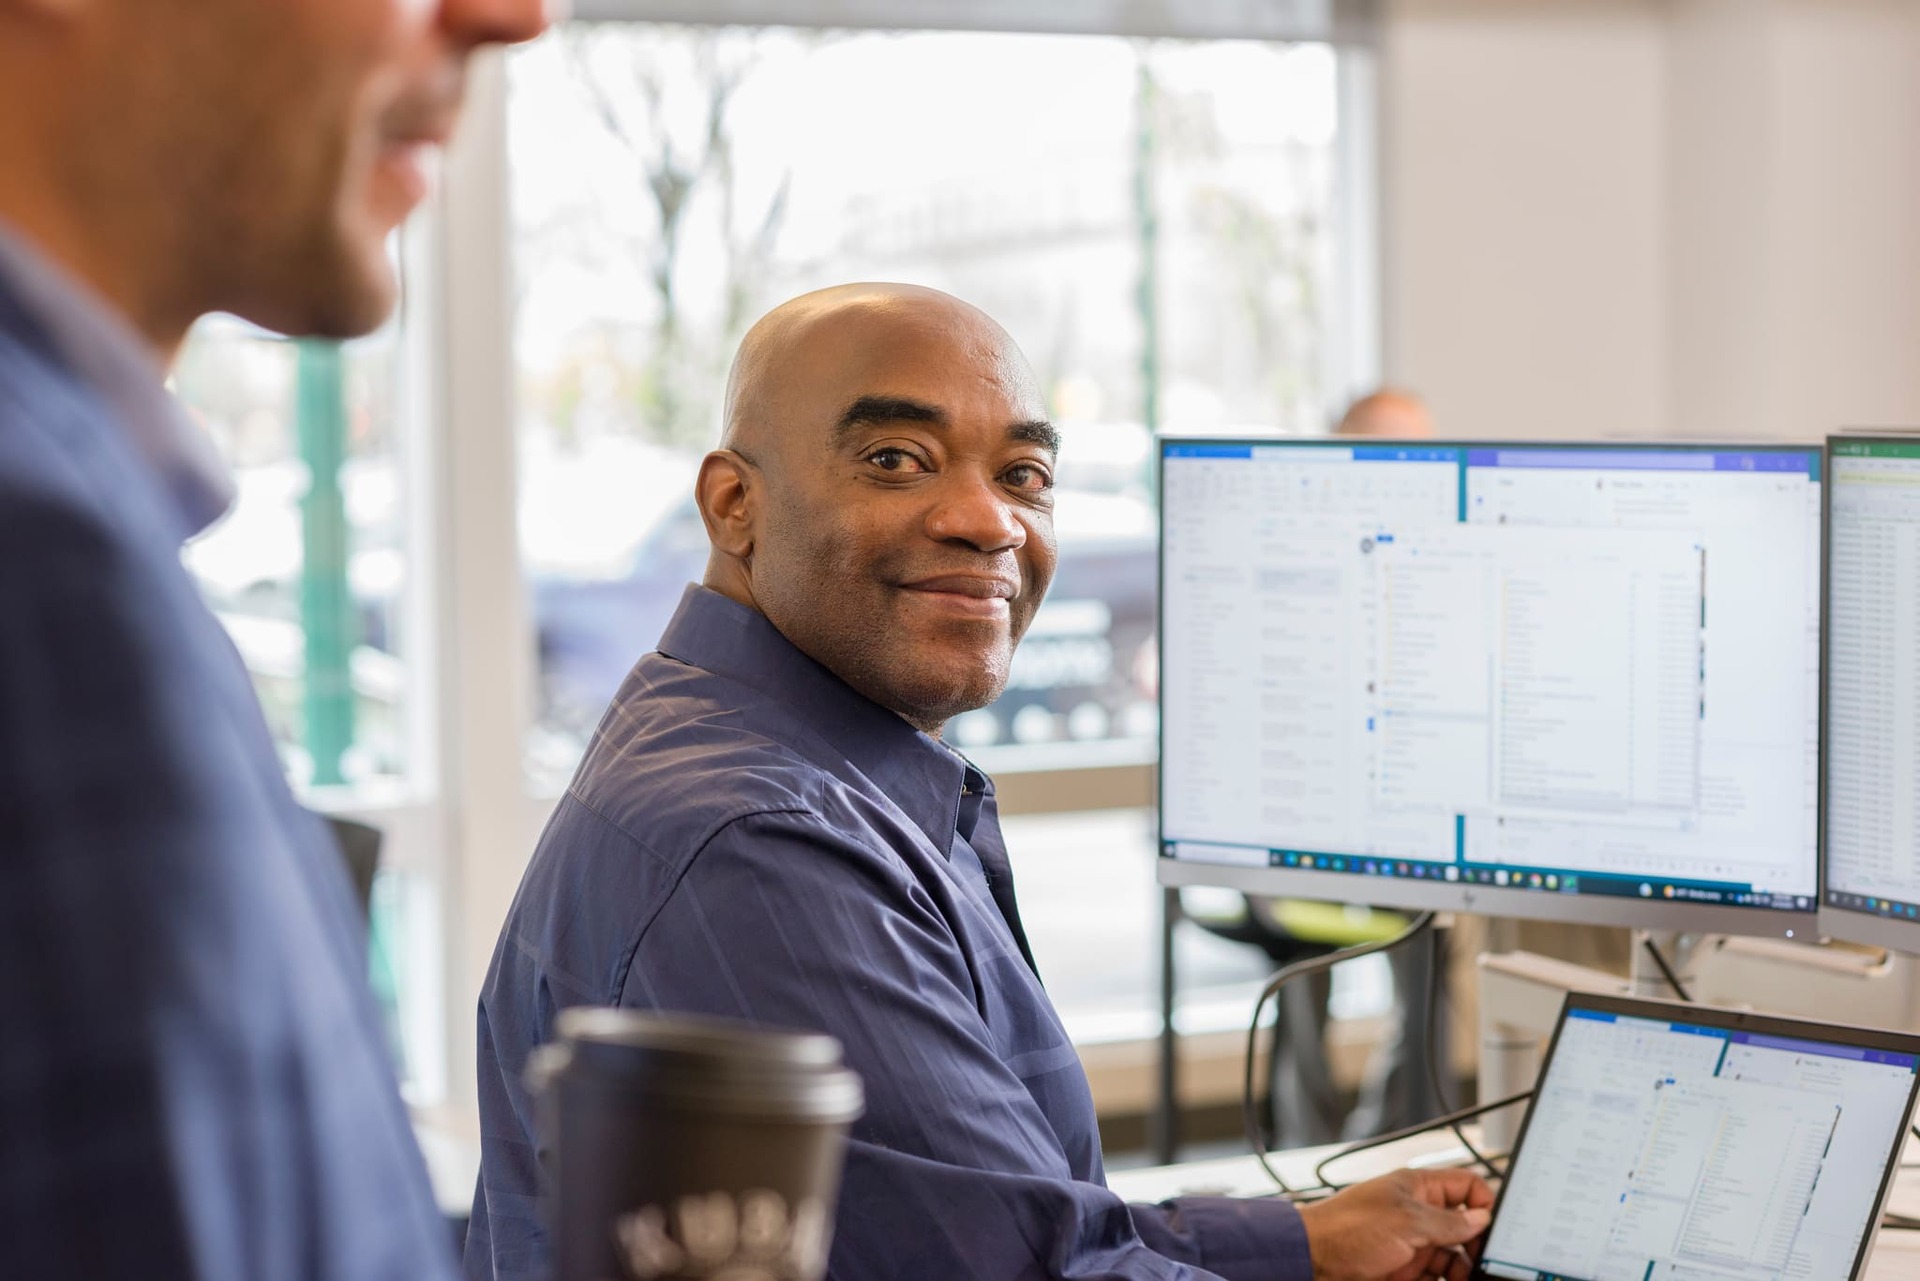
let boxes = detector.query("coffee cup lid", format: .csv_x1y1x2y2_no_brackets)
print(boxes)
557,1008,846,1070
537,1008,864,1122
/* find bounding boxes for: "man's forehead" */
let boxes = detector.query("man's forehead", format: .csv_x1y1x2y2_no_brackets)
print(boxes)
790,306,1042,416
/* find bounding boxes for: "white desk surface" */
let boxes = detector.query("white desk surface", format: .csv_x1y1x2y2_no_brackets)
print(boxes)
422,1115,1920,1276
1107,1128,1920,1280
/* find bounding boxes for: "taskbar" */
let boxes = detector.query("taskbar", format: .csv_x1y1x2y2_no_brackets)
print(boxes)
1162,842,1810,912
1827,889,1920,922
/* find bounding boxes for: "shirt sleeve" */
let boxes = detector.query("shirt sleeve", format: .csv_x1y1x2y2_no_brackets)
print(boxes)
619,806,1313,1281
0,492,455,1280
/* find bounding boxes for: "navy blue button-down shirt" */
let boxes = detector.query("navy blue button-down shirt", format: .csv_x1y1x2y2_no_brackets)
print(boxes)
467,586,1310,1280
0,226,454,1277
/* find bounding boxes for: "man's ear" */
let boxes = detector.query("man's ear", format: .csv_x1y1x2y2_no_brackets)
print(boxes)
695,449,757,561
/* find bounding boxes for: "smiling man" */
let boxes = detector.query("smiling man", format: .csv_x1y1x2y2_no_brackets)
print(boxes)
468,284,1491,1281
0,0,547,1277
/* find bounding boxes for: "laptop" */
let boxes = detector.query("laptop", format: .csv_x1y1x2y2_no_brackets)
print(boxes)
1475,992,1920,1281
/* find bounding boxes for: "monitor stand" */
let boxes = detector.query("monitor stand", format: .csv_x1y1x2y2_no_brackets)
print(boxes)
1476,932,1910,1152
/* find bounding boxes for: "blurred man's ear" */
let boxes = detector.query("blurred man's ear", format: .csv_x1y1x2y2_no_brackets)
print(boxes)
695,449,758,562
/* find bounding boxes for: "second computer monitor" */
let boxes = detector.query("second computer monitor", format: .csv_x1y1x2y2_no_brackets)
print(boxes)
1820,433,1920,953
1158,439,1822,936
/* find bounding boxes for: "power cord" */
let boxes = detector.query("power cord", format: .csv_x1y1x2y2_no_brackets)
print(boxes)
1242,911,1435,1194
1313,1089,1533,1192
1423,922,1505,1182
1638,936,1694,1003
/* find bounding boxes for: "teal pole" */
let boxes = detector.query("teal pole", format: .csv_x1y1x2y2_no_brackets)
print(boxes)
295,339,354,786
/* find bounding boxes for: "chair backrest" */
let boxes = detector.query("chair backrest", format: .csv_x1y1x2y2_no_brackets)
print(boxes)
322,814,381,920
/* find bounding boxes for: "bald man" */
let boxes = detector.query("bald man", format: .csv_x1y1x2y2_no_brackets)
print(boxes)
1337,389,1435,439
469,285,1491,1281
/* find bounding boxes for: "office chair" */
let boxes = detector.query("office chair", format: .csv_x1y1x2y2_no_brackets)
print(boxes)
1180,892,1446,1147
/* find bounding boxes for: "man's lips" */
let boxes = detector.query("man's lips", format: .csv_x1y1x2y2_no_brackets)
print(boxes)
901,574,1016,599
898,574,1017,617
374,97,461,212
374,141,438,211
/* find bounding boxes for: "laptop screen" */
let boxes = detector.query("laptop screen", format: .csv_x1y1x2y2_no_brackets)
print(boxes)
1480,998,1920,1281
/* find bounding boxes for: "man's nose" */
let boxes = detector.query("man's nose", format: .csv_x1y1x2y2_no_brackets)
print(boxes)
924,471,1028,554
441,0,555,47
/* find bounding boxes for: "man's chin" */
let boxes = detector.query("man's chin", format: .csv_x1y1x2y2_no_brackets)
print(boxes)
889,661,1010,733
242,248,398,340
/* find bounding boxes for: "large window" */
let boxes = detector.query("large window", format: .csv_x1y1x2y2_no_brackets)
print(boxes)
509,19,1375,1041
512,24,1357,783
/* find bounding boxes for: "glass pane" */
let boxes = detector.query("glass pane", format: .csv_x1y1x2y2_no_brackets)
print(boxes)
1005,808,1273,1043
176,316,412,791
511,24,1349,787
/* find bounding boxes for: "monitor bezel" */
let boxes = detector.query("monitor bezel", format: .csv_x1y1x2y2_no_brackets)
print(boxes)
1155,436,1823,939
1470,989,1920,1281
1818,430,1920,954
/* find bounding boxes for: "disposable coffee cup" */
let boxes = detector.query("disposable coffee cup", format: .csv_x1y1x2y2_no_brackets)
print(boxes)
528,1007,865,1281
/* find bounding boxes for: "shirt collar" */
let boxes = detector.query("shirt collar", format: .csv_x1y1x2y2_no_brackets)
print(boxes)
0,220,235,538
657,584,989,855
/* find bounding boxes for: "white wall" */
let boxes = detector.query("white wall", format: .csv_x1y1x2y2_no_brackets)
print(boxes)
1381,0,1920,442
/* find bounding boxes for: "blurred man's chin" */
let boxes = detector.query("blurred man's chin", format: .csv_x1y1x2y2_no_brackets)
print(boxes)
240,252,398,340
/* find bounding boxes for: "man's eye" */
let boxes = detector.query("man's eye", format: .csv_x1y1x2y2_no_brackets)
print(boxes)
867,448,925,473
1005,463,1054,492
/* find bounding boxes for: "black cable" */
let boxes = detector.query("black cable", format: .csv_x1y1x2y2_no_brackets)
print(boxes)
1313,1088,1535,1192
1423,922,1504,1181
1242,911,1436,1194
1640,936,1693,1003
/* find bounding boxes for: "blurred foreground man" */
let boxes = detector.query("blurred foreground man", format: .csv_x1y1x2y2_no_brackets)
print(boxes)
470,283,1493,1281
0,1,546,1276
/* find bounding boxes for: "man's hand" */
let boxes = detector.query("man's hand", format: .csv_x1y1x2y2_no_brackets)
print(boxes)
1295,1168,1494,1281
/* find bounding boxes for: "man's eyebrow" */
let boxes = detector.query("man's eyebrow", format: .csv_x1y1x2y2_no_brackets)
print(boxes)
832,395,1059,456
833,395,947,441
1009,419,1060,455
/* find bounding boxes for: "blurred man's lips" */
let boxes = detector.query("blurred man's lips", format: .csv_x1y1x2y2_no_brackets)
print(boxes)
374,139,440,213
373,96,459,215
900,575,1016,617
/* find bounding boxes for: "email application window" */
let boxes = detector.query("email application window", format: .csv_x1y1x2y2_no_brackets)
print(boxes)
1481,1010,1916,1281
1457,451,1820,903
1160,444,1821,913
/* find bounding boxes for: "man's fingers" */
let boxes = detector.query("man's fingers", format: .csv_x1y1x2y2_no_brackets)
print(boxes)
1415,1203,1492,1247
1413,1167,1496,1209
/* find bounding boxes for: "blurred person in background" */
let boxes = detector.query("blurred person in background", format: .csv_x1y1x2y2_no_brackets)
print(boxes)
1337,387,1435,439
0,0,546,1276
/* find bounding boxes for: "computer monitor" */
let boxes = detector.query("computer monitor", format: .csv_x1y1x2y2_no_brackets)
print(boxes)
1819,432,1920,953
1157,439,1822,936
